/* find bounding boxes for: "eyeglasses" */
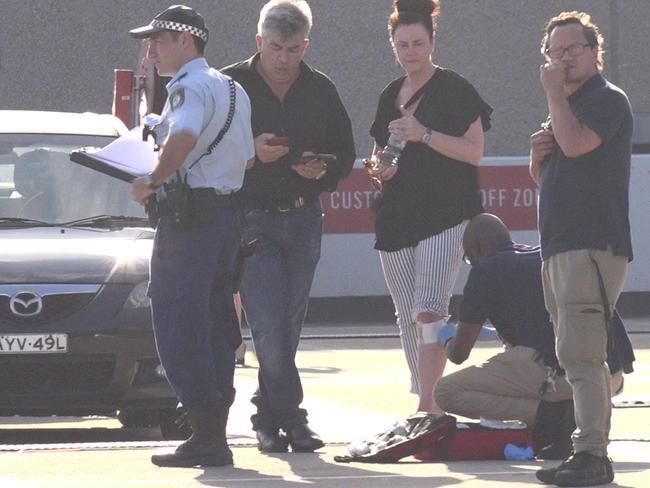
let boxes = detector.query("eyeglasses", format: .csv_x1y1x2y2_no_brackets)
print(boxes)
545,42,593,60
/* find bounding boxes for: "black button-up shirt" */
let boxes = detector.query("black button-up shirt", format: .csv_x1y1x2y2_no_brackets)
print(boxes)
222,54,356,208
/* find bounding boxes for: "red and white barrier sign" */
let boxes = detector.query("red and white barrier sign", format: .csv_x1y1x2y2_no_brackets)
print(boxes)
321,164,538,234
321,170,379,234
478,166,538,230
314,156,649,297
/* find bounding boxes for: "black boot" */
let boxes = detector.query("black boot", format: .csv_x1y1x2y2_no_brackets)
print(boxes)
256,426,290,452
533,400,576,460
286,423,324,452
151,407,233,467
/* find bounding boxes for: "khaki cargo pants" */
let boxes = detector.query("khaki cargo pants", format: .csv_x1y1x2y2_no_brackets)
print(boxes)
434,345,573,428
542,248,628,457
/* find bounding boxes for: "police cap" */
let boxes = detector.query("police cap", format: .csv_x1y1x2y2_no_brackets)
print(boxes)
129,5,209,43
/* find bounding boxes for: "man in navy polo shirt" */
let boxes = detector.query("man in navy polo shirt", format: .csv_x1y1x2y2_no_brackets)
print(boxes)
529,11,633,487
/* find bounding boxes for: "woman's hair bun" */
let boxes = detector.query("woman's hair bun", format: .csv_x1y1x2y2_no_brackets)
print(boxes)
393,0,437,17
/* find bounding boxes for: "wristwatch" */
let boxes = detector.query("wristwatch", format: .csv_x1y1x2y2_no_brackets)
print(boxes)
421,127,433,145
143,174,161,190
315,162,328,180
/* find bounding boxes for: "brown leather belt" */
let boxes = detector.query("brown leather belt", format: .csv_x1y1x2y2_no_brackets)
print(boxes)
275,196,306,213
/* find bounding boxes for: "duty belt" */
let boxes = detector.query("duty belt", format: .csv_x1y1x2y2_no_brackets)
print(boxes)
188,188,236,208
157,188,235,217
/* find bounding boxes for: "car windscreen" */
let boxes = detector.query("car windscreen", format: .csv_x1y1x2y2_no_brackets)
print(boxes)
0,134,146,223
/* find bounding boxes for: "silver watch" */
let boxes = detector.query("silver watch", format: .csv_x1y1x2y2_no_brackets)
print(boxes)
144,174,160,190
421,127,433,145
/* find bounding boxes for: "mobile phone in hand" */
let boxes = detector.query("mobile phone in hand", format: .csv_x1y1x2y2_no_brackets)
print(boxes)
268,136,290,147
299,153,337,165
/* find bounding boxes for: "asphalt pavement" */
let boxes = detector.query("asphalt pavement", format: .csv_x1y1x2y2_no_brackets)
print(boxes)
0,319,648,487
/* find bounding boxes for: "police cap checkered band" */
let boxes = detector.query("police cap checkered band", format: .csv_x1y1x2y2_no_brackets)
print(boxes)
129,4,209,42
151,20,208,42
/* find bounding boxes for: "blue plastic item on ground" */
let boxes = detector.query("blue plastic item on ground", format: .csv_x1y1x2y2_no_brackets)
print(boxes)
503,443,534,460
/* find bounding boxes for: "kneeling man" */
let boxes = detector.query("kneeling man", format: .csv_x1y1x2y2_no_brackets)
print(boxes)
434,214,634,460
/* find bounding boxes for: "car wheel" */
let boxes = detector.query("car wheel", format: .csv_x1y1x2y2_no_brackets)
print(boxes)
159,408,191,440
117,409,159,429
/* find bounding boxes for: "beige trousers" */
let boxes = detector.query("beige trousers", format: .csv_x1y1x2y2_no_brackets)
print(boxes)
542,248,628,456
434,345,573,428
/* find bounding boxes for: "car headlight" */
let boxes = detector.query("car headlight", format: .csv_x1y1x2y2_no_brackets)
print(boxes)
124,280,151,309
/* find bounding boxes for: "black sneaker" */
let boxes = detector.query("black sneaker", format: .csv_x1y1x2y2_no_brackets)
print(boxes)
536,440,573,460
540,451,614,487
536,464,561,484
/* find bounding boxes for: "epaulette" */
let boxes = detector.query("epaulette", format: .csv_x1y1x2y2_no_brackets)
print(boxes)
169,72,189,88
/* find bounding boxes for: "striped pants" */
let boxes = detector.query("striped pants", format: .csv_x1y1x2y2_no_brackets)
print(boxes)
379,222,467,394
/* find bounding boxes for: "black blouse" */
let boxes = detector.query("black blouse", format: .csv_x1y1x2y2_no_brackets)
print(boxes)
370,67,492,252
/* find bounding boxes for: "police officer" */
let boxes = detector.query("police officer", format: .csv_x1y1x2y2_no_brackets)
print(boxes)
130,5,254,468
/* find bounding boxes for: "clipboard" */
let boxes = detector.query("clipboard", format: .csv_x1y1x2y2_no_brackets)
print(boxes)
69,126,157,183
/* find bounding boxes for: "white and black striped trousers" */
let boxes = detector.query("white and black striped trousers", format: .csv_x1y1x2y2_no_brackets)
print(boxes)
379,221,467,394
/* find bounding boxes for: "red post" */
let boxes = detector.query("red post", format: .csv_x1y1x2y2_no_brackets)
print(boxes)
113,69,135,128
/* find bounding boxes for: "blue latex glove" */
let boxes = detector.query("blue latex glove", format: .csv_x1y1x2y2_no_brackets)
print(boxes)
503,443,534,460
437,323,457,346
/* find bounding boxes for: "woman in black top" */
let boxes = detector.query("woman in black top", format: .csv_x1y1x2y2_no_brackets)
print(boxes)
367,0,492,413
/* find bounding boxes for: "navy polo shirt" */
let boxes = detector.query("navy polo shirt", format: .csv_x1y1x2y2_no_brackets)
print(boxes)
459,243,558,367
459,242,635,373
538,73,633,261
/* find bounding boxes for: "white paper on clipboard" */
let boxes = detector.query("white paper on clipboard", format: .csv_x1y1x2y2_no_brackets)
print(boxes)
70,126,157,182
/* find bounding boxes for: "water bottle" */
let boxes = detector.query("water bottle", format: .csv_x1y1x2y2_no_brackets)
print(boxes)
378,133,405,170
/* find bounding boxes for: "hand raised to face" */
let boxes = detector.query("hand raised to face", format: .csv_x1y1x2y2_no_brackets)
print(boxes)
540,61,567,96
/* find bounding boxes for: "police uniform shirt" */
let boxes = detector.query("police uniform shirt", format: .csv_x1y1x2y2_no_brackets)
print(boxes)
159,57,254,193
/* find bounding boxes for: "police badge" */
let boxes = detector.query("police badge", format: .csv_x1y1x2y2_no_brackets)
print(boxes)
170,88,185,111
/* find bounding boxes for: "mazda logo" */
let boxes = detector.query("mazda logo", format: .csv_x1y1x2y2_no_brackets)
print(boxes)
9,291,43,317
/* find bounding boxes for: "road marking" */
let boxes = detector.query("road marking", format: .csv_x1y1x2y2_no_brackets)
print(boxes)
5,468,648,486
0,473,524,486
0,439,261,452
0,476,39,488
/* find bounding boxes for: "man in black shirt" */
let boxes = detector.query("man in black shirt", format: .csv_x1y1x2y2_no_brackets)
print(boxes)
222,0,355,453
530,12,632,486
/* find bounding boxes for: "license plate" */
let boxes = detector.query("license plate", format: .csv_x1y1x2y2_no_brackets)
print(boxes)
0,334,68,354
